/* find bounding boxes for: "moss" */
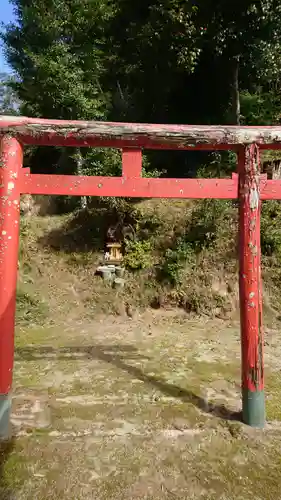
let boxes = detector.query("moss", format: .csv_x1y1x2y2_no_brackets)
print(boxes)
264,372,281,420
16,288,48,326
15,325,61,347
0,442,27,494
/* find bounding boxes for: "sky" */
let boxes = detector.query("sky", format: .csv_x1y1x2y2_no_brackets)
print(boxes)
0,0,15,73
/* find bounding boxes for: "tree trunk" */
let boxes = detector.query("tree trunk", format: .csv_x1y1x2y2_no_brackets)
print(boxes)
76,148,87,209
230,56,240,125
263,159,281,179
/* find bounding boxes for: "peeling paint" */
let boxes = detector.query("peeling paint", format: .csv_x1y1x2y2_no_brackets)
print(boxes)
0,135,22,394
239,143,264,398
19,173,238,199
248,243,258,256
0,118,280,428
249,187,259,210
2,115,281,149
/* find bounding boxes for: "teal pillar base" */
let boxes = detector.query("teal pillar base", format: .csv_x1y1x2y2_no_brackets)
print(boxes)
0,395,11,439
242,388,265,428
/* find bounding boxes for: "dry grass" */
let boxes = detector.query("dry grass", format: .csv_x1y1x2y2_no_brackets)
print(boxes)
17,200,238,319
6,204,281,498
1,313,281,499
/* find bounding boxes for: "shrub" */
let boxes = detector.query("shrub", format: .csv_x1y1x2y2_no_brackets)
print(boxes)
124,239,153,270
261,201,281,258
160,240,195,286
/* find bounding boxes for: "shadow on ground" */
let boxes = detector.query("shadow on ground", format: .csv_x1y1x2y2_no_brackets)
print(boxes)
0,438,15,500
15,344,242,423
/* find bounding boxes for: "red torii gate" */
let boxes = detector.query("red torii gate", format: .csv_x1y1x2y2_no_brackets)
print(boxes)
1,117,281,435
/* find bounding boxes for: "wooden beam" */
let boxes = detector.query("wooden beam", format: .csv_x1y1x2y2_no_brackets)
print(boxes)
20,172,239,199
19,171,281,199
122,149,142,178
260,180,281,199
1,116,281,149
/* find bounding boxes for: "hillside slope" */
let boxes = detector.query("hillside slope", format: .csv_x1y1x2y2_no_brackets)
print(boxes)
17,197,281,327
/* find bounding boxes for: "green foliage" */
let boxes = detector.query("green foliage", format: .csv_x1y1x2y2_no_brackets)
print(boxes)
74,148,122,177
124,239,153,271
160,240,195,286
185,199,232,251
108,0,200,123
2,0,115,181
2,0,281,319
196,151,236,178
240,90,281,125
261,201,281,258
183,290,202,314
159,199,234,286
0,73,20,114
3,0,281,180
0,0,281,328
3,0,112,120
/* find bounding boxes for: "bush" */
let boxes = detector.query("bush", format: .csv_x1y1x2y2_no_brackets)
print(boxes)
160,240,195,286
159,199,234,286
124,239,153,270
197,151,237,178
261,201,281,258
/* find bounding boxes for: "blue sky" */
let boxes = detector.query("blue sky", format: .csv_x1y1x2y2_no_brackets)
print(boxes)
0,0,15,73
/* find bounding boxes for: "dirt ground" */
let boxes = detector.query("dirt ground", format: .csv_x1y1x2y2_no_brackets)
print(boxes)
1,310,281,499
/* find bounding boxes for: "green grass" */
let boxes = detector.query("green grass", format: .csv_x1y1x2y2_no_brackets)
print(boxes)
7,202,281,498
16,287,48,326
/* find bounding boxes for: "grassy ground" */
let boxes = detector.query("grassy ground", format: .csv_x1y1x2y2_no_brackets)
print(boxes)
2,312,281,499
17,199,240,321
2,204,281,499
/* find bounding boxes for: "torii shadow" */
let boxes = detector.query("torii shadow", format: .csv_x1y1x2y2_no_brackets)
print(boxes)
15,343,242,423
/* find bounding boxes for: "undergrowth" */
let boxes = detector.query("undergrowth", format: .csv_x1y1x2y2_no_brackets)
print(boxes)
16,288,47,325
16,195,281,324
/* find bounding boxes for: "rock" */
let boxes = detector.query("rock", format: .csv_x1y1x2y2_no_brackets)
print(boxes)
113,278,125,290
115,267,125,278
101,269,113,281
125,304,133,318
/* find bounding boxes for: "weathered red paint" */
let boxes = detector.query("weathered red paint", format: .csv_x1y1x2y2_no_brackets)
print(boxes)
20,172,239,199
260,180,281,199
0,136,23,394
19,169,281,199
122,149,142,178
238,144,264,393
2,115,281,150
3,114,281,428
